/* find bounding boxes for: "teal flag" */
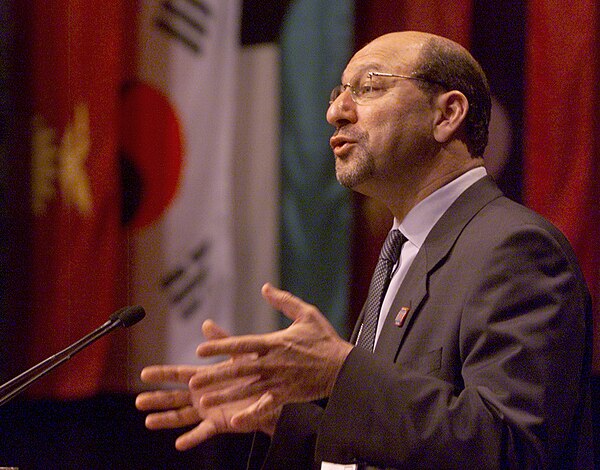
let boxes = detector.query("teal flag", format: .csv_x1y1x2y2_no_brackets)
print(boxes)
280,0,354,336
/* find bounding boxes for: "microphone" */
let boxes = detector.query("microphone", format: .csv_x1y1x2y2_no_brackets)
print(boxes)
0,305,145,406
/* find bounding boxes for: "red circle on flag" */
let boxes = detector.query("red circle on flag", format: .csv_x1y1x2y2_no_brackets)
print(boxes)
120,81,184,229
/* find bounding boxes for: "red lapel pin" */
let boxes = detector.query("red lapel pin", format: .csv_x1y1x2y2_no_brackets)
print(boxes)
395,306,411,327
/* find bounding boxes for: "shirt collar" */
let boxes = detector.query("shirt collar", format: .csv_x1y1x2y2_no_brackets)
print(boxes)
393,167,488,248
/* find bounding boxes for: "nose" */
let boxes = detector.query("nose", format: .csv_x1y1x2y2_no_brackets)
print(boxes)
326,90,357,128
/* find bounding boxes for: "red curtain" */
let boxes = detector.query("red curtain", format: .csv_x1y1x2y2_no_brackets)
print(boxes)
355,0,473,49
523,0,600,371
22,0,130,398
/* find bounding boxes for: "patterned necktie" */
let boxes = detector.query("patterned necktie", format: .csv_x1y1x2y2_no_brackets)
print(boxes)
356,229,406,351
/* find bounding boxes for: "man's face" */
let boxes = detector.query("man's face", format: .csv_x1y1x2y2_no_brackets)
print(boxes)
326,34,438,196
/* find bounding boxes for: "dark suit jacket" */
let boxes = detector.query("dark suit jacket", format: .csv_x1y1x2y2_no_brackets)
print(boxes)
262,177,594,469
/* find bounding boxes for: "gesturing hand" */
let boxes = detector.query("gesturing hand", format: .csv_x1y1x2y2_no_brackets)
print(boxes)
135,320,280,451
191,283,354,430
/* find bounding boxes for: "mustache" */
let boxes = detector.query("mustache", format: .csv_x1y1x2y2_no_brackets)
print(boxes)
331,128,366,141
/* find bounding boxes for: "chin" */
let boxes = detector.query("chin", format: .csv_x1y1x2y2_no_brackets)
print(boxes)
336,172,366,190
336,162,371,188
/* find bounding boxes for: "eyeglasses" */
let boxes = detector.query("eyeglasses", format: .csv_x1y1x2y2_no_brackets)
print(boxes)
329,71,442,105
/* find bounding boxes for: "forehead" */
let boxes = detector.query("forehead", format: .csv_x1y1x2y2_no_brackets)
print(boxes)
342,36,424,81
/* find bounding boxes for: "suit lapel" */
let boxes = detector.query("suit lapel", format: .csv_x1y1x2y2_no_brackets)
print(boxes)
374,176,503,358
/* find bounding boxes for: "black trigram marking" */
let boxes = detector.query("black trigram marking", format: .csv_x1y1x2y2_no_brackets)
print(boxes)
161,240,211,319
155,0,213,54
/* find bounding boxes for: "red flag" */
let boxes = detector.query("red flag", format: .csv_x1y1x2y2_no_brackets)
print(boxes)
523,1,600,371
24,0,127,398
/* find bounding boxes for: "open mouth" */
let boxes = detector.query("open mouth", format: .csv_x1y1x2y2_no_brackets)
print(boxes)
330,136,356,156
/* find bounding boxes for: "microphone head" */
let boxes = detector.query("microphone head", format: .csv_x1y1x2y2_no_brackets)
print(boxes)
110,305,146,327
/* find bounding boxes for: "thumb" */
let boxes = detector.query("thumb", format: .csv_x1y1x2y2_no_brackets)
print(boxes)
261,282,315,323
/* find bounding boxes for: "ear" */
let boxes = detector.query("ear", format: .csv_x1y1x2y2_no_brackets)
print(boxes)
432,90,469,144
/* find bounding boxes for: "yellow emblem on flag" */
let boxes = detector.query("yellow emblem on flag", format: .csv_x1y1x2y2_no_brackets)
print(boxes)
31,103,93,216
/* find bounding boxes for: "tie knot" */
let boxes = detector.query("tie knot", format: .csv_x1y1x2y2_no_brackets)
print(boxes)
380,229,405,263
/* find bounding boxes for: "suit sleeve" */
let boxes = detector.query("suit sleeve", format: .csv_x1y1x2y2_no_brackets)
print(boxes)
313,223,591,469
261,402,324,470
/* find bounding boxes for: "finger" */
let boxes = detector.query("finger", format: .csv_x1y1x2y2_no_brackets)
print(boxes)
202,319,230,340
175,419,219,451
140,365,199,384
202,320,260,364
144,406,200,430
261,282,313,323
196,335,271,358
135,389,191,411
199,376,266,407
189,360,266,389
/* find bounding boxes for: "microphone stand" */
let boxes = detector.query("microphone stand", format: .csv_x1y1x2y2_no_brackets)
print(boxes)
0,306,144,406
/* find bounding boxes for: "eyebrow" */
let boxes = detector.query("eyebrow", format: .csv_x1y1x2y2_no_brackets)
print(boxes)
341,63,386,83
342,61,423,85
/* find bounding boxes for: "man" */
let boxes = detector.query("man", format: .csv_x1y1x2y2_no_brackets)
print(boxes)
136,31,593,469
